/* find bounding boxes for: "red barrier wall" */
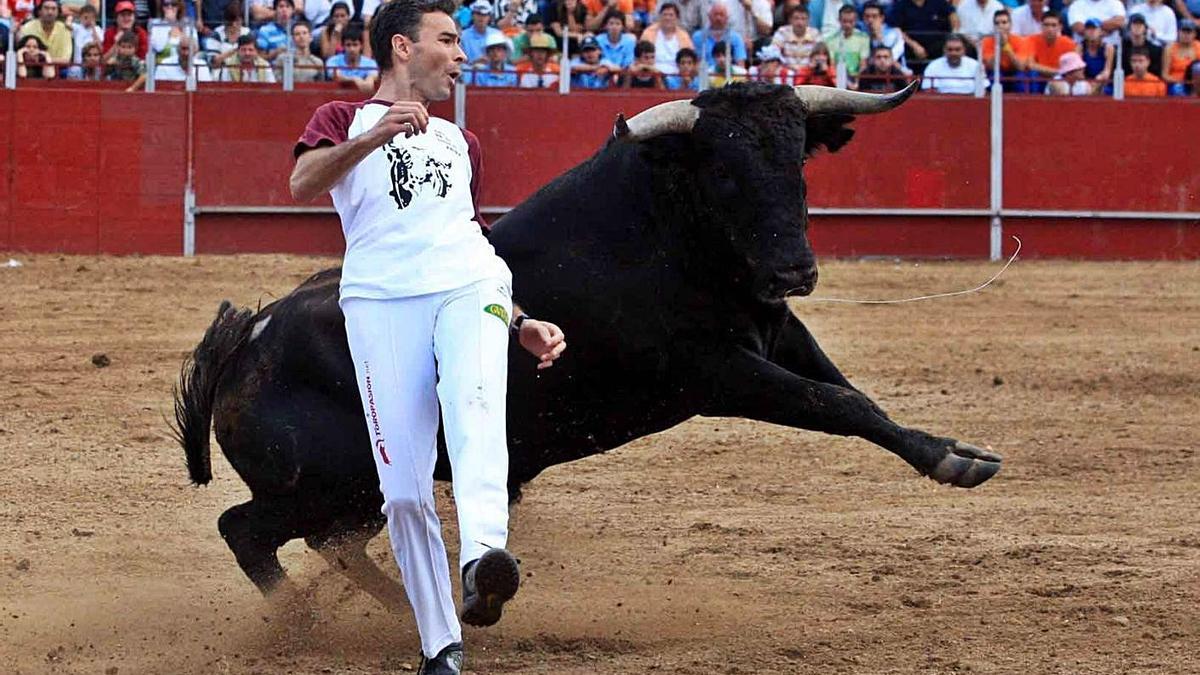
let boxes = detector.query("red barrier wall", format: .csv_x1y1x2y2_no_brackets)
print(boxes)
0,85,1196,258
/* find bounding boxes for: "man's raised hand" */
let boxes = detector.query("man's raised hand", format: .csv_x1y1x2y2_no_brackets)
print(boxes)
518,319,567,370
367,101,430,146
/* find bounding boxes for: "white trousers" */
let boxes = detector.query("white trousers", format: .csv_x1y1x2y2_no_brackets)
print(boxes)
341,277,512,658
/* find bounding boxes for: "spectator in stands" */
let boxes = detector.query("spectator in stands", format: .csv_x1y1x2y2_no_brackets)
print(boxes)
921,32,981,93
568,34,613,87
955,0,1003,47
301,0,379,32
704,0,773,49
16,34,56,78
630,0,653,30
858,42,907,90
150,0,201,64
1046,50,1094,94
18,0,72,66
825,4,869,81
515,32,559,86
512,13,557,61
669,0,704,34
463,0,503,64
156,36,215,80
1026,10,1074,86
71,4,104,67
66,41,104,79
495,0,537,32
282,20,324,81
1163,20,1197,92
466,31,518,86
256,0,296,61
771,5,821,69
219,33,276,81
318,1,351,58
302,0,335,38
1122,14,1164,79
204,2,249,65
693,3,746,69
708,38,747,84
887,0,958,72
107,31,147,89
641,1,694,74
599,10,637,68
583,0,631,32
550,0,588,54
1127,0,1176,45
796,40,835,83
324,22,374,84
1068,0,1125,47
807,0,847,36
1078,18,1114,87
749,43,796,83
980,9,1030,91
772,0,802,31
624,39,664,86
664,46,701,89
863,2,907,71
104,3,149,59
1177,0,1200,31
1011,0,1047,37
1124,46,1166,95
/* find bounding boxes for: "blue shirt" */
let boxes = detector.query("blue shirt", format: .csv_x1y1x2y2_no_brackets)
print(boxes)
598,32,636,68
569,57,615,89
462,25,503,63
256,22,290,54
326,53,378,79
465,64,519,87
691,28,747,69
664,74,701,91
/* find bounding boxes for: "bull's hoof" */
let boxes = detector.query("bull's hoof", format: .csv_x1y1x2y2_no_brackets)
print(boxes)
928,441,1002,488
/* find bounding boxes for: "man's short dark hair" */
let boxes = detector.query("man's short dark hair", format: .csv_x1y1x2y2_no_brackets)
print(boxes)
602,10,625,26
37,0,59,11
116,30,137,46
676,47,697,63
237,33,257,47
993,8,1010,21
225,1,243,22
634,40,654,57
526,12,543,25
861,1,883,15
872,44,892,55
292,18,312,32
1129,46,1150,58
78,2,96,14
369,0,456,72
785,4,808,20
712,40,727,57
944,32,966,48
274,0,294,8
1042,10,1061,23
838,4,856,17
343,23,364,42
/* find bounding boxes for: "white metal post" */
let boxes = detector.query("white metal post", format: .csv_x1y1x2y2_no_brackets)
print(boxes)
835,60,848,89
183,185,196,256
558,39,570,94
282,50,294,90
4,26,15,89
454,78,466,127
146,53,156,92
1113,39,1124,100
989,30,1004,261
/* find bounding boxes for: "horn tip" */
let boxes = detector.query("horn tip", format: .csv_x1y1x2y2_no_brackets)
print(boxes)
613,113,631,140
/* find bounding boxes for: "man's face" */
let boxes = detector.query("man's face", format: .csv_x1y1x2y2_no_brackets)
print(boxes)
944,39,964,66
994,14,1010,35
1084,24,1099,41
678,54,697,75
79,9,96,26
404,11,467,101
873,48,892,69
529,47,549,66
709,6,728,30
791,9,810,31
293,24,312,49
344,37,362,59
39,1,59,21
486,44,507,64
471,11,489,29
117,9,134,28
713,50,727,68
1131,53,1149,75
1041,17,1060,40
605,16,623,37
760,58,780,73
863,7,882,29
1130,21,1146,39
238,42,257,63
660,6,678,28
527,20,543,34
839,10,855,33
581,46,600,63
276,2,293,23
117,41,136,57
637,48,655,65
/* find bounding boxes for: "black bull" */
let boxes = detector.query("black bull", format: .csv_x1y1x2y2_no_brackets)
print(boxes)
174,83,1002,599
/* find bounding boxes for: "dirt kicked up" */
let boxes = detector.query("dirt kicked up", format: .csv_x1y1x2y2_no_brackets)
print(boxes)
0,254,1197,675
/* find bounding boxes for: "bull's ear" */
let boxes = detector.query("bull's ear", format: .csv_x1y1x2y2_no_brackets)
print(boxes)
804,114,856,157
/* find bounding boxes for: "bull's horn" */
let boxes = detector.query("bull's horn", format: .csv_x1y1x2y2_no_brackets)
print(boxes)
794,79,919,116
614,100,700,142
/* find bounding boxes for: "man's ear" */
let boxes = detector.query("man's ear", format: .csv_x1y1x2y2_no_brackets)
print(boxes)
391,33,410,63
804,113,856,158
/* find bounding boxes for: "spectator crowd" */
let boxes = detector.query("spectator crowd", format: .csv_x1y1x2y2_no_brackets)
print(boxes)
0,0,1197,95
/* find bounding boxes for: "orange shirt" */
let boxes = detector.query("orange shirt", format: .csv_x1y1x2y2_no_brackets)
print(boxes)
1028,34,1076,70
1164,43,1196,82
1124,73,1167,97
979,34,1029,71
515,61,561,74
584,0,635,17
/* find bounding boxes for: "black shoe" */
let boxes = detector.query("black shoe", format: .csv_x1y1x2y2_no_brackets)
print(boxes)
418,641,463,675
461,548,520,627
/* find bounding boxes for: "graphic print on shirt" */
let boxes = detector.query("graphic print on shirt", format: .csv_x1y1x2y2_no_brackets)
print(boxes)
383,140,454,210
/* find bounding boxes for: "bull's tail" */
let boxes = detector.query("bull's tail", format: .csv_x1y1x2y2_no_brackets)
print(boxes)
172,300,255,485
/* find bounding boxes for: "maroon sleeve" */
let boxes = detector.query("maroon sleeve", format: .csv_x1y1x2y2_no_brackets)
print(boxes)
293,101,357,159
461,127,488,232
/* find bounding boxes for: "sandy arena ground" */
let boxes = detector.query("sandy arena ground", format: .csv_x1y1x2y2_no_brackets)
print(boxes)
0,254,1197,674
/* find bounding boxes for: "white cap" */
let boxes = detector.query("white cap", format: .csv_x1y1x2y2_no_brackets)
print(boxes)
484,32,509,49
470,0,493,14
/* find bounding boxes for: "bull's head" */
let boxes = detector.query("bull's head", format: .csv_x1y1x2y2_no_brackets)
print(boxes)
613,82,916,304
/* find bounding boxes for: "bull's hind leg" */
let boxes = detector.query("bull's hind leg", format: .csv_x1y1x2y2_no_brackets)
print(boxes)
218,499,302,594
306,520,413,616
707,348,1002,488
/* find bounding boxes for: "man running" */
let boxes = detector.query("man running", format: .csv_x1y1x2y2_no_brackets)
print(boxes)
289,1,567,672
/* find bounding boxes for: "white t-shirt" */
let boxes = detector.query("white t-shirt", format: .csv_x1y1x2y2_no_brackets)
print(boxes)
700,0,773,45
921,55,981,94
1067,0,1126,45
956,0,1004,42
71,23,103,63
1010,5,1043,37
1127,3,1177,44
155,54,214,81
296,102,510,300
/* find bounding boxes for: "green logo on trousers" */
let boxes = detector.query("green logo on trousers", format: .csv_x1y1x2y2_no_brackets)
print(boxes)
484,303,509,326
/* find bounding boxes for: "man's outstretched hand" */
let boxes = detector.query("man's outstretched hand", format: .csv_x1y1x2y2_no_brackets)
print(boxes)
518,320,566,370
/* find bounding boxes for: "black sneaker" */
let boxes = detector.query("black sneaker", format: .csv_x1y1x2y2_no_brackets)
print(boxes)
460,548,520,627
418,641,463,675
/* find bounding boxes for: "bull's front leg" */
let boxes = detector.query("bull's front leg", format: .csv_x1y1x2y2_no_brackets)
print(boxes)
706,347,1001,488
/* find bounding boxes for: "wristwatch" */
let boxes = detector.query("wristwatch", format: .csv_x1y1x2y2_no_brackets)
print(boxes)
511,313,529,334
